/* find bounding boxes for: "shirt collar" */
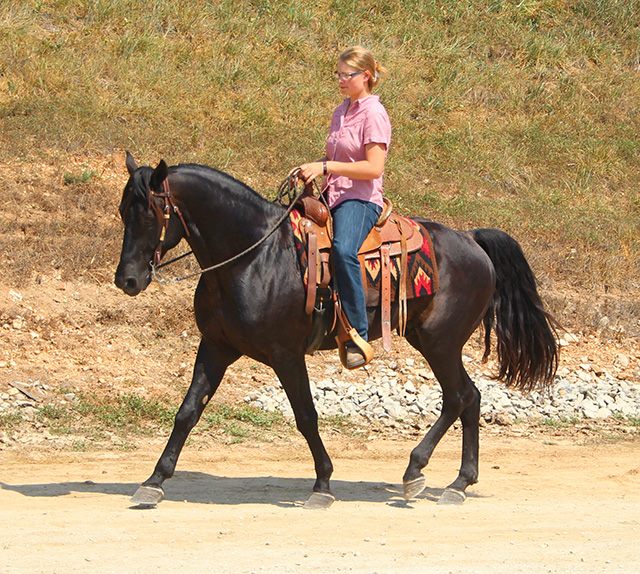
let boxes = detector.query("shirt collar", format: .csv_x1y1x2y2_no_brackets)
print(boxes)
342,94,378,112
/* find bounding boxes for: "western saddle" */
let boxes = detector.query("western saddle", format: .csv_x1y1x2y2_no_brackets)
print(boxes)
293,184,424,369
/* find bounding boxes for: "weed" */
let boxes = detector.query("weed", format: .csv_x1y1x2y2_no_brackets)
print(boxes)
63,170,96,185
72,440,88,451
75,393,177,431
0,413,22,430
37,404,74,435
320,414,359,435
540,416,580,428
204,404,284,429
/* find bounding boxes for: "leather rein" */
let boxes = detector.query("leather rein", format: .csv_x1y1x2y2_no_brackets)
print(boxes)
148,171,310,284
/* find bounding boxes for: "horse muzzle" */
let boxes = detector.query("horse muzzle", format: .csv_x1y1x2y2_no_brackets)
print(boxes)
114,262,151,296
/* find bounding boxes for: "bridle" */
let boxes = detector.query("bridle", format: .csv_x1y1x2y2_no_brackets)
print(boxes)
148,178,191,267
146,170,315,284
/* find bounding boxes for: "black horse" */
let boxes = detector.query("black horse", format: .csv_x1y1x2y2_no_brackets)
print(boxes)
115,153,558,508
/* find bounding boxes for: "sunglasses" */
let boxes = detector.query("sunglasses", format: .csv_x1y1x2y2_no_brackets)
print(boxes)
334,71,364,81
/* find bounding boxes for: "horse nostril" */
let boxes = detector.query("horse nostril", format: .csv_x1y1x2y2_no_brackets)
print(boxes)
125,277,138,291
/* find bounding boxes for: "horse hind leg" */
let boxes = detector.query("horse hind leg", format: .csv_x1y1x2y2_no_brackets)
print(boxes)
439,373,480,505
402,337,480,504
131,339,237,507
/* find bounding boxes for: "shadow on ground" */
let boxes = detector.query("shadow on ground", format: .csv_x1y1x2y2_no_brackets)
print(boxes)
0,471,474,507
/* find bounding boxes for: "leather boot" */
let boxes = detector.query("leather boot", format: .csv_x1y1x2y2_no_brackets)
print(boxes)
345,342,366,369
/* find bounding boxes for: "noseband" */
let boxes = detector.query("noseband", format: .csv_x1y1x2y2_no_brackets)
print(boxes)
148,178,190,266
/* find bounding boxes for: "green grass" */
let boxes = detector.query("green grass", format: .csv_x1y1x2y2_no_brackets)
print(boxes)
540,416,581,429
63,169,96,185
34,393,289,443
0,0,639,290
0,412,22,430
203,403,284,428
75,393,177,430
201,404,288,442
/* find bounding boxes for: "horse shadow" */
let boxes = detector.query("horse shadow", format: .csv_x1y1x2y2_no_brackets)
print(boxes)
0,472,460,508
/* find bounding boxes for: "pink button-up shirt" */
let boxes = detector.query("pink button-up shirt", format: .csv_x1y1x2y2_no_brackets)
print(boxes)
324,95,391,210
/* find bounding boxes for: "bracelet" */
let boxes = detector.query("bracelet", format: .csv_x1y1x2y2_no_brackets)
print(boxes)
322,160,328,176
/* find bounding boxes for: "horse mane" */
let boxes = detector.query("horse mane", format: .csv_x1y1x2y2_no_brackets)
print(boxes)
171,163,273,206
120,161,280,220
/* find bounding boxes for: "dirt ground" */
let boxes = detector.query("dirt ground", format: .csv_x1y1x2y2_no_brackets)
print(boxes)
1,434,639,574
1,265,639,573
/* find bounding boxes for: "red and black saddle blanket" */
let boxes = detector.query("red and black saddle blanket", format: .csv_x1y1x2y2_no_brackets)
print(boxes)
289,209,438,305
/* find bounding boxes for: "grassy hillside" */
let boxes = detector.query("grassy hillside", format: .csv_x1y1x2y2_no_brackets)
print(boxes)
1,0,639,293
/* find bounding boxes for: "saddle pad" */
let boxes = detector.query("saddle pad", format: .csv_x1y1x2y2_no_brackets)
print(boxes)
363,220,438,305
289,210,438,304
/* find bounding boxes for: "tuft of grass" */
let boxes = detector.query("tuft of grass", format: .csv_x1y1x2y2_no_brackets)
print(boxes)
0,412,22,430
35,394,288,443
623,416,640,427
75,392,177,431
540,416,580,429
203,403,283,428
63,169,96,185
200,403,288,442
320,414,361,435
37,404,74,435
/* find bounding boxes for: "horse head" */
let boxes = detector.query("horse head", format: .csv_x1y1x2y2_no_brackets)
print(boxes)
114,152,183,296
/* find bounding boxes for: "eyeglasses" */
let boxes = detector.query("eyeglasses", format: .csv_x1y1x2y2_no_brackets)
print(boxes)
334,71,363,81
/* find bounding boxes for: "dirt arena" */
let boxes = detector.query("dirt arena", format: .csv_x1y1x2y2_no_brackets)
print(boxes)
2,427,639,573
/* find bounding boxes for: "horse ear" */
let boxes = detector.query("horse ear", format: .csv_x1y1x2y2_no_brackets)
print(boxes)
125,151,138,175
150,159,169,191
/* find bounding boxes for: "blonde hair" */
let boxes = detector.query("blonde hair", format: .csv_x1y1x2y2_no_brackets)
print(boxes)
338,45,387,92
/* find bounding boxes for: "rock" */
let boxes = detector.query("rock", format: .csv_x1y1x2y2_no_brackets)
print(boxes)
613,354,630,369
403,381,417,394
242,351,640,427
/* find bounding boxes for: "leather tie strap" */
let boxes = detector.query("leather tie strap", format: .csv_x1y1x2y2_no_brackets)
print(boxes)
380,244,392,352
397,219,408,338
305,231,318,315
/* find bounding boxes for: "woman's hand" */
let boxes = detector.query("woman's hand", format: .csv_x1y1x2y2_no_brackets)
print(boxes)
298,161,324,183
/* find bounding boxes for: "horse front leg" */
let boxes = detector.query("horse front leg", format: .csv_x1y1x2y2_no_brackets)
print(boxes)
131,339,238,506
271,353,335,509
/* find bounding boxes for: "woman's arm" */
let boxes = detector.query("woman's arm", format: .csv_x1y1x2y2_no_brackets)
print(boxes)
298,143,386,182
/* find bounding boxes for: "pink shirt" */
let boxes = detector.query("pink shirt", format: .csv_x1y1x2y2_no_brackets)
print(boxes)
324,95,391,209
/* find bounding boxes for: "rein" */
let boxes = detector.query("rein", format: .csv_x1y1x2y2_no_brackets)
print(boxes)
150,170,313,284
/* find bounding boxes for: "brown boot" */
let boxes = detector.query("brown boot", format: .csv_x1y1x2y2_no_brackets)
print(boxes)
345,342,366,369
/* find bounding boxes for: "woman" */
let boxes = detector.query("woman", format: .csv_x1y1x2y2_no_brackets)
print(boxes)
296,46,391,369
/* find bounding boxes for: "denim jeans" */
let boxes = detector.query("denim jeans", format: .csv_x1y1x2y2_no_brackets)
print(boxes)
331,199,382,340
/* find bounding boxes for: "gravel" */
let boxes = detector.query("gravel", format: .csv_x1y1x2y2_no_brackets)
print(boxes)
1,347,637,438
244,350,639,427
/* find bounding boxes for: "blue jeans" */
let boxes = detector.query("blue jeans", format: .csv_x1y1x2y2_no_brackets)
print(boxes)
331,199,382,340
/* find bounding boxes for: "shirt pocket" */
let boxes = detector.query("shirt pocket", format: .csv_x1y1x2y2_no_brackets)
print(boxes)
325,132,340,159
339,120,366,161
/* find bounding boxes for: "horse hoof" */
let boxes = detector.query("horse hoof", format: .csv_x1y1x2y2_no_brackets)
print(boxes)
403,476,426,500
131,485,164,507
438,488,466,505
303,492,335,510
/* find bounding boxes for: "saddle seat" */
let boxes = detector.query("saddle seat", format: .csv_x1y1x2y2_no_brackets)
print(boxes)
294,194,424,367
297,195,422,255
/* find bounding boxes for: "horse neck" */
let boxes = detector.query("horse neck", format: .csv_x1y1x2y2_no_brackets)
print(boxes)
169,167,285,267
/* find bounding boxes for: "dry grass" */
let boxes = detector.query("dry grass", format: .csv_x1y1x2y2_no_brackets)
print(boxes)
1,0,639,298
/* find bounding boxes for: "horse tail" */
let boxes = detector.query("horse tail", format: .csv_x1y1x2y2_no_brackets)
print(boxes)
472,228,559,392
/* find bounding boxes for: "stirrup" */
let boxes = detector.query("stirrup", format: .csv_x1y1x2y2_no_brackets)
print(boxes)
338,329,374,370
